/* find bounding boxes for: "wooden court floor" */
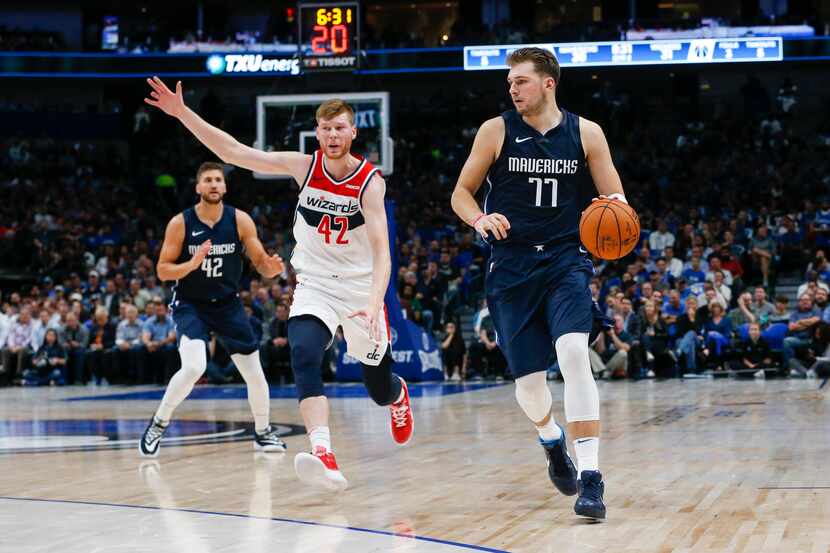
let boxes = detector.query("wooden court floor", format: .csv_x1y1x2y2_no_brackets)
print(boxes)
0,378,828,553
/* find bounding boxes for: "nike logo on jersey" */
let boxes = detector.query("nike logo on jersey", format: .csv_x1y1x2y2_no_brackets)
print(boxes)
192,230,205,237
345,184,361,190
515,136,533,143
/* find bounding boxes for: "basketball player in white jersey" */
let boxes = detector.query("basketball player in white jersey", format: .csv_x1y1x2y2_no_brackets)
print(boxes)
145,77,414,491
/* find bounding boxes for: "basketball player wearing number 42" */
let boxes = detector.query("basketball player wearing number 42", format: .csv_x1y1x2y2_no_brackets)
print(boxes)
144,77,414,492
451,47,628,520
138,162,288,458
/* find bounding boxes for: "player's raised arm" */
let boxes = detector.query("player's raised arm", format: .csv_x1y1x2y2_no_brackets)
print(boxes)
451,117,511,240
579,118,625,200
349,173,391,342
156,214,211,282
236,209,284,279
144,76,310,181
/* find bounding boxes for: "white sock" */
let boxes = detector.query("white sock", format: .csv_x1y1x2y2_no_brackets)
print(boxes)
537,419,562,442
231,352,270,432
309,426,331,452
393,378,405,404
573,437,599,473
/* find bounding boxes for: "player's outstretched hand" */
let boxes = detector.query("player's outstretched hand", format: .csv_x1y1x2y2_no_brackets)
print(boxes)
260,254,285,279
191,240,212,269
348,308,381,343
474,213,511,241
145,76,185,119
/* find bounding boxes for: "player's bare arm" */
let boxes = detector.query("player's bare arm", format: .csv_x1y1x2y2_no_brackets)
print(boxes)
236,209,284,279
144,76,311,182
451,116,511,240
156,214,211,282
348,173,391,342
579,117,625,200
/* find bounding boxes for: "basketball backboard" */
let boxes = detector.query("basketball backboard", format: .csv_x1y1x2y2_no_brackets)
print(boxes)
255,91,393,179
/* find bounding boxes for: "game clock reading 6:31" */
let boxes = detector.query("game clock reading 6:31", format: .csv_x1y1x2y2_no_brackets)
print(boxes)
300,2,358,57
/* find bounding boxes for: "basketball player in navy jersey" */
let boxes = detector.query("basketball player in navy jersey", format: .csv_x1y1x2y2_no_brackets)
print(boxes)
144,78,413,491
452,47,627,519
139,161,287,456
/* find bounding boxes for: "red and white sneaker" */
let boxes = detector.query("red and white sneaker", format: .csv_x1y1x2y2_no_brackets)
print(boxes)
294,446,348,491
390,377,414,446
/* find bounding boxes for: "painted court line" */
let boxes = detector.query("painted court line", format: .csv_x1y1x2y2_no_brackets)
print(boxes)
0,496,509,552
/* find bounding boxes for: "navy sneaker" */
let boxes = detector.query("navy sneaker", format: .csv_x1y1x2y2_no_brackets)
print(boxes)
254,425,287,452
540,425,578,496
574,470,606,519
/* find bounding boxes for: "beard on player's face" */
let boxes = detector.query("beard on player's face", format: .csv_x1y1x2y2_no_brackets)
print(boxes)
321,137,352,159
515,89,547,116
317,117,356,160
326,148,348,159
200,190,224,205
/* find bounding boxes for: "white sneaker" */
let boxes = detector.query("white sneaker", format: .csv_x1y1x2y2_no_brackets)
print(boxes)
294,447,348,491
754,369,765,379
139,416,168,457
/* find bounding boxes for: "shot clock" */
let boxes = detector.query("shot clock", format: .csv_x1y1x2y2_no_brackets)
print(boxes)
298,2,360,72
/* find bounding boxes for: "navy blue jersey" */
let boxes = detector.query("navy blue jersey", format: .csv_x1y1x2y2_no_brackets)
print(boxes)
173,205,243,302
484,108,594,249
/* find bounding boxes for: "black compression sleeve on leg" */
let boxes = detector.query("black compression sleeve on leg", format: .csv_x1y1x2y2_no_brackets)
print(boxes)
287,315,332,402
362,348,403,406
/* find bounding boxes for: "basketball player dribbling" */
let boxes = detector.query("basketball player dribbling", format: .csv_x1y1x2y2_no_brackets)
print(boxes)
140,162,287,457
144,77,414,491
451,48,627,519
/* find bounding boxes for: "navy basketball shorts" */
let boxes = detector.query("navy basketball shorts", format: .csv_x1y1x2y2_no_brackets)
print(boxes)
486,244,603,379
171,296,258,355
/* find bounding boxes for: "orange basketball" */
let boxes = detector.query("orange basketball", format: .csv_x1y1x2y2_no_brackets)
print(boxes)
579,199,640,260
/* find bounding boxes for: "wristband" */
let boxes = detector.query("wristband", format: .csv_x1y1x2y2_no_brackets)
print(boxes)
607,193,628,204
471,213,485,228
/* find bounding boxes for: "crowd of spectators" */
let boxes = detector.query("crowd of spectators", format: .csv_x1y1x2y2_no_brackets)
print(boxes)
2,72,830,385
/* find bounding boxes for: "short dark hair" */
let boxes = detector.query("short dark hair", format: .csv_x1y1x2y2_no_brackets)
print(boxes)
506,47,560,83
196,161,224,181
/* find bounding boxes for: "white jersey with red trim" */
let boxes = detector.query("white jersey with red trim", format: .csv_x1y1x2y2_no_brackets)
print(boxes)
290,150,379,281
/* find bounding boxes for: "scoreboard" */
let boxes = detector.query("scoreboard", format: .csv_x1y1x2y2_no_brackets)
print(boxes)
298,2,360,72
464,37,783,70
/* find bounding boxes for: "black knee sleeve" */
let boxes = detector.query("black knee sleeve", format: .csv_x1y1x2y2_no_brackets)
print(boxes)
287,316,331,402
362,348,402,406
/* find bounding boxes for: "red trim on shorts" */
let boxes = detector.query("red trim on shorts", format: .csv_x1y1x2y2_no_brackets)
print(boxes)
383,304,391,344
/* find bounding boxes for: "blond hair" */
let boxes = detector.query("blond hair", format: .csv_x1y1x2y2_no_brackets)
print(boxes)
315,99,355,124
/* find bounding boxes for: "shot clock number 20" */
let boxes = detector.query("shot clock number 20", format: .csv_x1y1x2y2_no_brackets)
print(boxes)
299,2,360,71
